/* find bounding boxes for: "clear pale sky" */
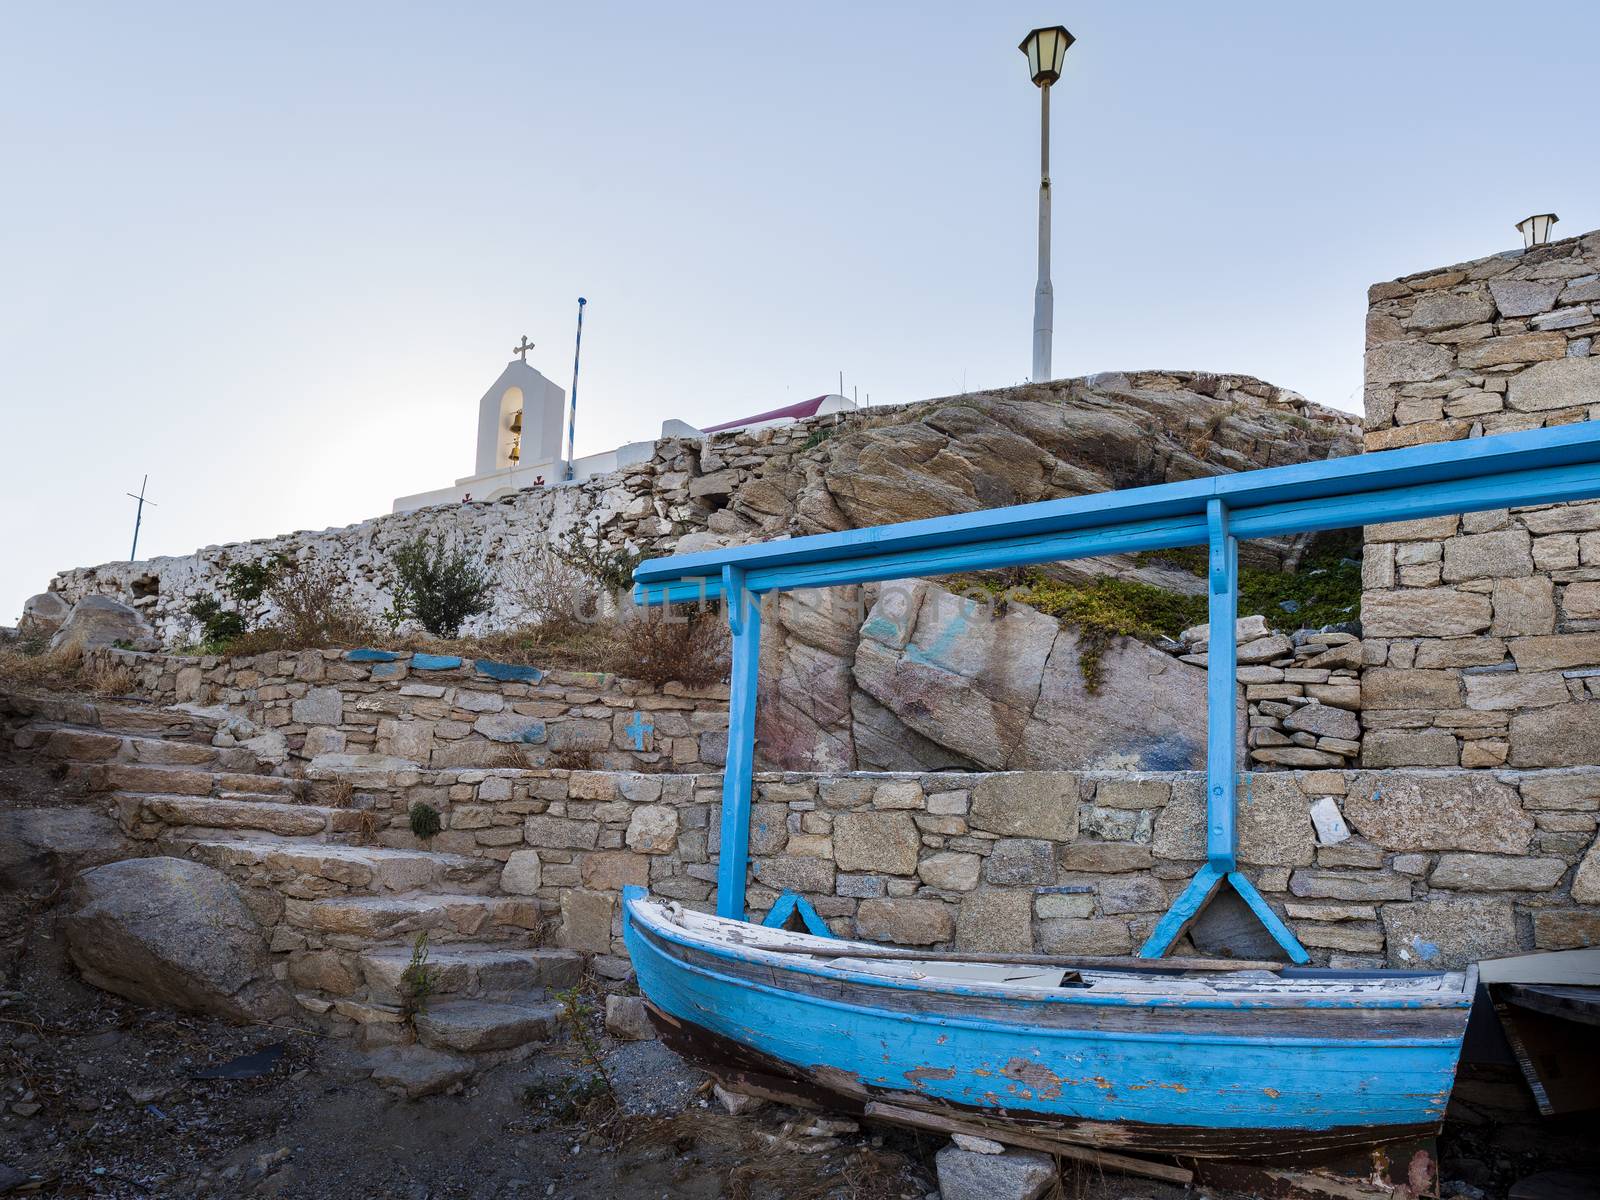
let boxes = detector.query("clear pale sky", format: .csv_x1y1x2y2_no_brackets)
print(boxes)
3,2,1595,624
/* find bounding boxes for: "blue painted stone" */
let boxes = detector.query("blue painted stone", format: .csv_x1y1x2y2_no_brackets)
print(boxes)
624,710,654,751
371,661,405,680
474,713,547,744
346,648,400,663
411,653,463,671
474,659,544,683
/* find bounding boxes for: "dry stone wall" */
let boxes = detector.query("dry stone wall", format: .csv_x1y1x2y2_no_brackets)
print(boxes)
1362,228,1600,770
88,645,730,775
121,758,1600,967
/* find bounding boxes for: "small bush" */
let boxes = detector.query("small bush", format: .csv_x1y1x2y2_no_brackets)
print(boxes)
502,544,603,627
187,596,248,648
262,558,376,647
409,801,442,843
400,930,438,1024
387,532,495,638
187,555,288,650
614,607,729,689
552,527,642,595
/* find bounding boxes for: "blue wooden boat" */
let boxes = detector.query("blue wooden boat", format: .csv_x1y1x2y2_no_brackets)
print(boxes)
615,424,1600,1164
623,889,1475,1159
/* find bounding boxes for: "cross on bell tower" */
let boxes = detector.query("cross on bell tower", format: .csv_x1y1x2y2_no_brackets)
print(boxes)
512,335,534,363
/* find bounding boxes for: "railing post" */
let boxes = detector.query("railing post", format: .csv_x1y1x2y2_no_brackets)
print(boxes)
1206,497,1239,872
716,564,762,920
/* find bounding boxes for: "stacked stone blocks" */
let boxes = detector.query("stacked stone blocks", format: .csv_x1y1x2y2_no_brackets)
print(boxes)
1363,229,1600,770
87,645,730,774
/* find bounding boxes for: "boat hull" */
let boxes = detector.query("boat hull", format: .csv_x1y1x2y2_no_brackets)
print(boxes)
623,893,1474,1160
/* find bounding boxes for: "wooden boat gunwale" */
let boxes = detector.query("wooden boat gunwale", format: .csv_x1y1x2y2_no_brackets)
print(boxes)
625,892,1478,1024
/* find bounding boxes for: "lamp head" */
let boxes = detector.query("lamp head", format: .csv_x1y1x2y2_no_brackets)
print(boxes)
1516,213,1559,251
1020,25,1074,87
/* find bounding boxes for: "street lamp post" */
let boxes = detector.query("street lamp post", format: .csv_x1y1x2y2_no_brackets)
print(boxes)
1019,25,1074,384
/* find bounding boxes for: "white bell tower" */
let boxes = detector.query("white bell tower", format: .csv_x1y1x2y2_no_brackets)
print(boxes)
473,359,565,478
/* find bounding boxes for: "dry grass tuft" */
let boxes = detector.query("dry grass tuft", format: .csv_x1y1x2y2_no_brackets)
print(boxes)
613,609,729,689
488,746,532,770
82,661,139,696
0,639,138,696
0,644,83,689
322,778,355,808
544,746,595,771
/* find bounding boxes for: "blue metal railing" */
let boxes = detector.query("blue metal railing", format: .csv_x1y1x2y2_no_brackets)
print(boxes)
633,420,1600,960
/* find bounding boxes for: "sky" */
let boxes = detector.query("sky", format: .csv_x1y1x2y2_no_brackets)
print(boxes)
2,1,1597,624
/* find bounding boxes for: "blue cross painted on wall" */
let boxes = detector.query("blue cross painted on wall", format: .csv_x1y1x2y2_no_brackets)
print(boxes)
625,710,654,751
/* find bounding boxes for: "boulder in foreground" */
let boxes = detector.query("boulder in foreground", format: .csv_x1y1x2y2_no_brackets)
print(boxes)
65,856,293,1022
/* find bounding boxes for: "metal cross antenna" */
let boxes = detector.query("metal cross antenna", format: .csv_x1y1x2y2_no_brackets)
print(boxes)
512,335,535,363
126,474,157,561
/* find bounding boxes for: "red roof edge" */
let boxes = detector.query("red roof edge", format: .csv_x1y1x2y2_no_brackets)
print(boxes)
701,396,829,434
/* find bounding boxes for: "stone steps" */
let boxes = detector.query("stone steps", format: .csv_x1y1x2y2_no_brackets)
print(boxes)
181,838,501,899
98,762,303,798
117,793,357,839
414,995,563,1054
9,696,220,742
22,722,263,772
282,892,547,944
357,943,582,1006
309,989,565,1056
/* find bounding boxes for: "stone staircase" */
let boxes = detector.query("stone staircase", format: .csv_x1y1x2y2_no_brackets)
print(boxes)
3,691,582,1063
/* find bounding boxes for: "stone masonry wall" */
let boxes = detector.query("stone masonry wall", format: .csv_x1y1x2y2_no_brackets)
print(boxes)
88,645,729,775
121,754,1600,968
1362,228,1600,770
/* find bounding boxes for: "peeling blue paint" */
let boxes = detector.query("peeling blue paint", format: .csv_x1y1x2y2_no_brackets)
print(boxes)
904,601,970,669
623,891,1471,1135
370,661,405,679
1409,936,1441,963
346,648,400,662
410,653,462,671
475,659,544,683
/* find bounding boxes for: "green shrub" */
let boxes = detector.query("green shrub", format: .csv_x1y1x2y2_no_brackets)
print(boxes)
400,930,437,1023
387,532,495,638
409,801,442,843
185,554,287,650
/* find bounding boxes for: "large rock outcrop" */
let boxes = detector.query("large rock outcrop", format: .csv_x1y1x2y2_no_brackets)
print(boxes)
44,372,1356,646
786,579,1233,773
41,372,1356,772
64,857,293,1022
